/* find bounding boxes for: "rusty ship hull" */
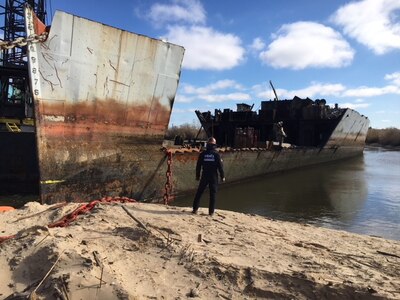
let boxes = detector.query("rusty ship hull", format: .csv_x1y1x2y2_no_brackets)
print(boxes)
168,106,369,197
1,6,369,204
23,6,185,203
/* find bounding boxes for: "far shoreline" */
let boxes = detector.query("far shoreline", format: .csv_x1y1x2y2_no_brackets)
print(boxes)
365,143,400,151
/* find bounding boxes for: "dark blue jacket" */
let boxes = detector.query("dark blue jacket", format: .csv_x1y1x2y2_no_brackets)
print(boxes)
196,144,225,181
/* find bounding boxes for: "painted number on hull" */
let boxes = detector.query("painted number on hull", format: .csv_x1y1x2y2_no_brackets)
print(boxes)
25,7,41,99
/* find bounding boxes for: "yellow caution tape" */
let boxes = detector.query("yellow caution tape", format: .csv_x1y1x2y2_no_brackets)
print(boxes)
40,180,65,184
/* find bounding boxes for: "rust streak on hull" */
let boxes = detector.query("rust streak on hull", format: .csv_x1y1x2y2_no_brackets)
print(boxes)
38,100,171,136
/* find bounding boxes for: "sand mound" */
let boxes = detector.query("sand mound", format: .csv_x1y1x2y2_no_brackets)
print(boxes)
1,202,399,299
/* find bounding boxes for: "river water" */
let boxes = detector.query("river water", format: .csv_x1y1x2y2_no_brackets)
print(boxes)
174,147,400,241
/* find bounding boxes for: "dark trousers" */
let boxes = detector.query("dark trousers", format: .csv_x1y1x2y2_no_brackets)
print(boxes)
193,177,218,215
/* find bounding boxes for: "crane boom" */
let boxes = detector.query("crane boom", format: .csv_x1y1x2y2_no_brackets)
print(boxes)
269,80,279,101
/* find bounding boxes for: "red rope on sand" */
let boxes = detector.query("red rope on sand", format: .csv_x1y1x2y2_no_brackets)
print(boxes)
0,196,136,243
0,235,16,243
48,196,136,228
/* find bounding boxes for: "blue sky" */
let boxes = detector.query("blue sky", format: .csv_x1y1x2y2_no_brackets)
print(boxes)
45,1,400,128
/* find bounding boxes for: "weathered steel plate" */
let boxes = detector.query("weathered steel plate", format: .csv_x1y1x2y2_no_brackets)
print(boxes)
325,109,370,148
25,6,184,203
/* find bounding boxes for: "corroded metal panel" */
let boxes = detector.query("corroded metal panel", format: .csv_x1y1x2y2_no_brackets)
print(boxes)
170,144,369,197
25,6,184,203
325,109,370,149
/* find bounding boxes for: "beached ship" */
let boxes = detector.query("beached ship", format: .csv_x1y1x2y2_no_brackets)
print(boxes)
170,91,369,198
1,6,369,204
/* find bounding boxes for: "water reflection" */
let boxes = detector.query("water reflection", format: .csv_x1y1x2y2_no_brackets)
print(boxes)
353,148,400,240
175,156,368,222
321,156,368,225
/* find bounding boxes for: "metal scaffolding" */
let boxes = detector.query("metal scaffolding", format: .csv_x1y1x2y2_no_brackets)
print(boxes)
0,0,46,118
1,0,46,66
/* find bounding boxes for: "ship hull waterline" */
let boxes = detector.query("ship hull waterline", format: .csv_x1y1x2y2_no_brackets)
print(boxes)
38,144,366,203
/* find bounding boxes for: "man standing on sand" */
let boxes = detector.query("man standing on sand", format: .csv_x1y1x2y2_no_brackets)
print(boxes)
192,137,225,216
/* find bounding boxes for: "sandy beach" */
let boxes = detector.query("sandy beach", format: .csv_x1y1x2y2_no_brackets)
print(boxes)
1,201,399,299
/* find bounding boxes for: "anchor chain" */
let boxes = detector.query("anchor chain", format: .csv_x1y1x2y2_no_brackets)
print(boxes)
0,32,48,50
163,151,173,205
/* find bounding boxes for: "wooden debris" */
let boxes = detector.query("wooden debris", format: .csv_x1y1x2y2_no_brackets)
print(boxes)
29,250,65,299
377,250,400,259
93,251,104,288
121,205,149,232
60,276,70,300
93,251,103,268
218,293,231,300
13,203,67,223
34,234,50,249
94,276,107,284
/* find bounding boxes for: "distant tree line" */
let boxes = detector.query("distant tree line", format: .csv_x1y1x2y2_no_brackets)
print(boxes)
166,124,400,147
366,127,400,147
165,123,206,141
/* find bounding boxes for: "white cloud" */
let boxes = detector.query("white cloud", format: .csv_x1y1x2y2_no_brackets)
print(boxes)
165,25,245,70
171,108,189,113
254,79,400,101
385,72,400,86
144,0,244,71
183,79,243,94
285,83,347,98
175,94,195,103
280,83,400,99
169,108,201,126
331,0,400,55
198,92,251,103
259,22,354,70
255,82,346,99
178,80,249,103
147,0,206,26
337,102,371,109
250,37,265,51
343,85,400,97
